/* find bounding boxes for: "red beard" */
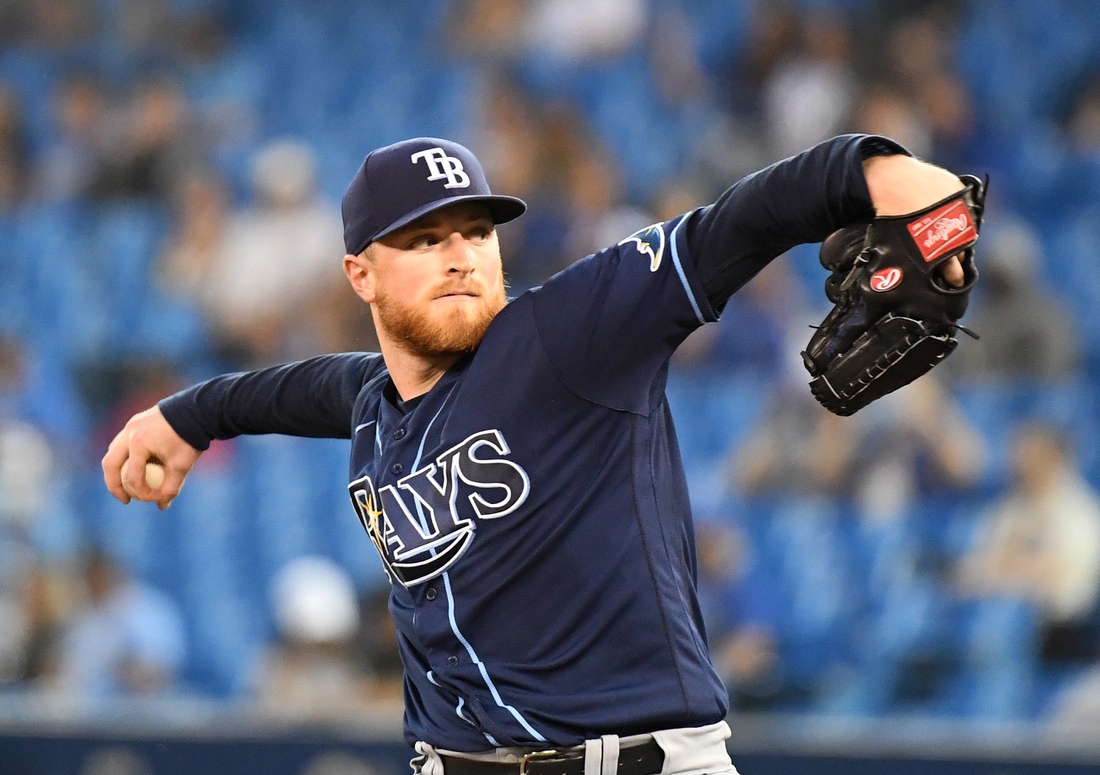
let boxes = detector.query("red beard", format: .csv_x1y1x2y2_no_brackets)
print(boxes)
374,283,506,358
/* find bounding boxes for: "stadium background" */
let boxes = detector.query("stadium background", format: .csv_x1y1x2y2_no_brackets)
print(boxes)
1,0,1100,773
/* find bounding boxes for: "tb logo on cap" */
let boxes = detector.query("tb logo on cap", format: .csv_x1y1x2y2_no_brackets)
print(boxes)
411,147,471,189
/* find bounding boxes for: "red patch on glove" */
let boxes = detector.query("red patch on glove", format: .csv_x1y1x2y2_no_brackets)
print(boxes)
906,199,976,263
870,267,904,292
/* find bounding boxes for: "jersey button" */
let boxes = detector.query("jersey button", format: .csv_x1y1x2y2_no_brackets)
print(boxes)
425,587,437,601
393,428,407,440
391,463,403,474
447,655,459,666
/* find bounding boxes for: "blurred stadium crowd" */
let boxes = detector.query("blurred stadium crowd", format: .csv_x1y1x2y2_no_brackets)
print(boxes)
1,0,1100,737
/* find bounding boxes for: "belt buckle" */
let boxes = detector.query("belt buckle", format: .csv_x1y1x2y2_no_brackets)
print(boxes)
518,750,561,775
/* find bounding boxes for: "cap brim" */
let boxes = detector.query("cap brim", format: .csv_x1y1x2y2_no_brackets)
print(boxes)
372,194,527,243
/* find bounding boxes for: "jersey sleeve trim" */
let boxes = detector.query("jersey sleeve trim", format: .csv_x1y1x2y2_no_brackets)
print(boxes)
669,215,710,326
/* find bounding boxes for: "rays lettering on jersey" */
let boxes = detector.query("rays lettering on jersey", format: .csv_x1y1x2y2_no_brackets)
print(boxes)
348,429,530,587
618,223,666,272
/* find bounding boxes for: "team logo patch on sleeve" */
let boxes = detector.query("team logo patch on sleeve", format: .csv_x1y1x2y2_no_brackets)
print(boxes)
618,224,666,272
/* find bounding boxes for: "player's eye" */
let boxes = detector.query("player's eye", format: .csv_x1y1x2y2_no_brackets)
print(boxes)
407,234,438,250
468,224,493,242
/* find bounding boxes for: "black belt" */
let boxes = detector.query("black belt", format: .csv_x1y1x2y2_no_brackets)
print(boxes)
440,739,665,775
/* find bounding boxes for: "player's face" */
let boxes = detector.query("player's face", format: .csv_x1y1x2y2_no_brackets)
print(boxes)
349,202,507,358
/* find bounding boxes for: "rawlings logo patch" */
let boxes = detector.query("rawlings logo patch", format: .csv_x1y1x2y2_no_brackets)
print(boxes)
619,224,666,272
907,199,976,263
870,267,903,292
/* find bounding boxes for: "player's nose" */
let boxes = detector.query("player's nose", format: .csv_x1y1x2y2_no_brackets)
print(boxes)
443,232,476,273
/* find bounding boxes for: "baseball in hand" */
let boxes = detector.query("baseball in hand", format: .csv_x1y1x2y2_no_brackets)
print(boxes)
123,459,165,496
145,461,165,489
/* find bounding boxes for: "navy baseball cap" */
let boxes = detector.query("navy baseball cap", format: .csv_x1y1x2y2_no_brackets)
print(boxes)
342,137,527,256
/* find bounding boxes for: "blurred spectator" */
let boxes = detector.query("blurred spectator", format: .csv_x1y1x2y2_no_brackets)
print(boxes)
955,423,1100,653
0,0,96,50
761,9,857,159
454,0,649,69
351,587,404,700
695,520,788,710
873,8,975,168
1,564,70,687
33,75,109,203
522,0,649,64
252,556,379,720
0,418,54,534
721,2,799,120
947,218,1080,381
561,147,652,261
883,9,958,86
728,374,986,518
0,336,86,572
474,93,614,290
1067,73,1100,155
160,139,345,367
0,410,62,687
915,68,976,169
108,0,179,61
0,338,57,530
649,174,710,224
449,0,529,66
852,83,934,160
471,78,544,209
851,376,988,523
1057,71,1100,207
0,80,30,211
157,170,230,301
304,279,382,356
469,79,570,291
727,385,862,500
648,1,710,110
48,549,186,699
86,76,203,203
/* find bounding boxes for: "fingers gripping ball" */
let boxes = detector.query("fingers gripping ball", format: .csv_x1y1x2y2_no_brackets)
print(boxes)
123,458,166,497
802,174,986,416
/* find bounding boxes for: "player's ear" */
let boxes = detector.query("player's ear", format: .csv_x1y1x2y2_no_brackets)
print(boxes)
343,251,378,303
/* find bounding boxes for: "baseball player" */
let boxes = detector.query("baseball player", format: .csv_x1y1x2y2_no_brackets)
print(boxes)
103,134,975,775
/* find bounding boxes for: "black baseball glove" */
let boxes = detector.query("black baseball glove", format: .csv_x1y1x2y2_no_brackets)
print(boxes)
801,175,986,416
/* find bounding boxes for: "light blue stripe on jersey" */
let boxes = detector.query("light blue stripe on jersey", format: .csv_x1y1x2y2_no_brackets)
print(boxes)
410,400,450,535
668,216,707,325
428,671,488,738
409,391,545,744
442,571,548,743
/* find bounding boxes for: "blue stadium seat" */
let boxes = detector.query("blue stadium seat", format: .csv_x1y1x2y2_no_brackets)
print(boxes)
233,434,332,619
88,203,169,321
665,369,767,509
947,597,1040,719
165,462,268,696
763,499,857,685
